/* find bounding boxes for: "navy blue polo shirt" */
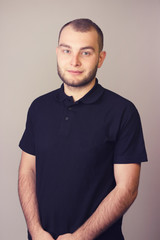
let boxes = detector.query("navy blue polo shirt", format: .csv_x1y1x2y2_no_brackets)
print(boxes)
19,79,147,240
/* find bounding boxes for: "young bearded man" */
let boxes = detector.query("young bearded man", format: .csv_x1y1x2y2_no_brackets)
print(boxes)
18,18,147,240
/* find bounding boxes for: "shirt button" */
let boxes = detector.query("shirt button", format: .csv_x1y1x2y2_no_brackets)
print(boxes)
65,116,69,121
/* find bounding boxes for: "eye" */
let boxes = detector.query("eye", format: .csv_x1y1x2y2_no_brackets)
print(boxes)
63,49,71,54
82,51,91,56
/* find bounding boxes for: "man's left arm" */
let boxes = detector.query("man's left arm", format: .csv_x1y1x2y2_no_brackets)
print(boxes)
57,163,141,240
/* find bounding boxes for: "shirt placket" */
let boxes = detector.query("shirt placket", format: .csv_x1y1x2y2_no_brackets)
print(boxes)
59,100,75,137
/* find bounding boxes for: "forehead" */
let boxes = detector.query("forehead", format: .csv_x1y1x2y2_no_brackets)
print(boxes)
59,25,99,50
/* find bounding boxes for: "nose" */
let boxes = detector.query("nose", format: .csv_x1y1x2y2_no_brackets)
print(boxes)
70,53,81,67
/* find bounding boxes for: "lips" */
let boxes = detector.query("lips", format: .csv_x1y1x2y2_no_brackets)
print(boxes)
67,70,83,75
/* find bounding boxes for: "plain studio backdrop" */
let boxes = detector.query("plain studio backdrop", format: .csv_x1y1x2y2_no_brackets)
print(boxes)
1,0,160,239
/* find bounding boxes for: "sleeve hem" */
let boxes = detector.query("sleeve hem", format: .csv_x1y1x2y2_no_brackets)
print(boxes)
114,155,148,164
19,143,36,156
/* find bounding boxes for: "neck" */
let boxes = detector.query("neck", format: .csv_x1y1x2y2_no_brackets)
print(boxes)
64,78,96,102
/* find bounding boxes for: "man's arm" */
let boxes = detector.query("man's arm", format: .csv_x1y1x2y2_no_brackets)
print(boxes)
18,151,54,240
57,163,141,240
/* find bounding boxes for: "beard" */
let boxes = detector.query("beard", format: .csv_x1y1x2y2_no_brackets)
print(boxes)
57,63,98,88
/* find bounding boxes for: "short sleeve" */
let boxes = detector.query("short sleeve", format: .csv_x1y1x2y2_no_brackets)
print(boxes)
19,103,35,155
114,102,148,164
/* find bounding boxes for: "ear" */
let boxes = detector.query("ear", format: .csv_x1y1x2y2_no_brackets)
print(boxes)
98,51,106,68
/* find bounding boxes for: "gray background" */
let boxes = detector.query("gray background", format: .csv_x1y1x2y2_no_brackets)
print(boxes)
1,0,160,239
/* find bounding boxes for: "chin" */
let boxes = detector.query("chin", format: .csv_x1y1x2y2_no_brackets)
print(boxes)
63,78,94,88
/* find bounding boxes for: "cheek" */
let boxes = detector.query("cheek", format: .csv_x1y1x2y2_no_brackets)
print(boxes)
87,58,99,69
57,57,67,68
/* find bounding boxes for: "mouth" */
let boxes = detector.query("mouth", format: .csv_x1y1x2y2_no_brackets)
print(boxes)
67,70,83,75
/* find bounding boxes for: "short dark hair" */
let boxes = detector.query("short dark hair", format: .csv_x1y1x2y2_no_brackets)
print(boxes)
58,18,104,52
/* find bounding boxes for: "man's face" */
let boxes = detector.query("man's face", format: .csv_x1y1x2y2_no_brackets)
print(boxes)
56,25,106,88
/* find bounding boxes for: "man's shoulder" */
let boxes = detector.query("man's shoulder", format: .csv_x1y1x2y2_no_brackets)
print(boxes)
99,85,139,118
26,88,61,116
102,86,133,106
31,88,60,106
99,86,141,129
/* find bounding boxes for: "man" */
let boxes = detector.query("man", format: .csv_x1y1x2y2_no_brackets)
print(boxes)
18,18,147,240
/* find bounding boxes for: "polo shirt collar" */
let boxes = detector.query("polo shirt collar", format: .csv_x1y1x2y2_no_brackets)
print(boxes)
56,79,104,105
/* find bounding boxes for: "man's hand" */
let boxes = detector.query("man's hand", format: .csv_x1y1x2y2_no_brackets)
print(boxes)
57,233,77,240
32,229,55,240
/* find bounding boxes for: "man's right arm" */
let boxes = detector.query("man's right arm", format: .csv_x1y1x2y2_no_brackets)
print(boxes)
18,151,54,240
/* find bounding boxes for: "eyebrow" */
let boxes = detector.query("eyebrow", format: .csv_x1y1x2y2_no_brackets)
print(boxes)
59,44,95,51
59,44,71,48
